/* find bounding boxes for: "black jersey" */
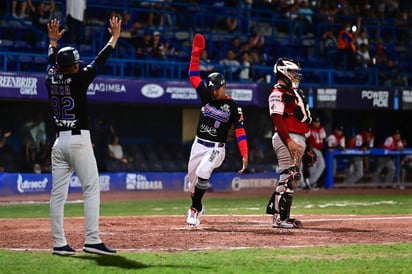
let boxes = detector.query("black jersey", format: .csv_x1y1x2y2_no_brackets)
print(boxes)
45,45,113,132
195,82,245,143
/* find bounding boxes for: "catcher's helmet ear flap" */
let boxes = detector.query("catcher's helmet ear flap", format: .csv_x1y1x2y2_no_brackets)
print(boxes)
57,46,83,68
273,57,302,88
207,72,226,90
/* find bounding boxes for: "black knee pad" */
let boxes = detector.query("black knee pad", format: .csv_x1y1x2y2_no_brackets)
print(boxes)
281,166,301,190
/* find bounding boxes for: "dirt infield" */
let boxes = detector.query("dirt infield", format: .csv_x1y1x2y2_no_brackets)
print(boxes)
1,188,412,252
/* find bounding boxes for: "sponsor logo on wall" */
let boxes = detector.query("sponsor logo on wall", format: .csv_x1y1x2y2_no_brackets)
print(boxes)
317,88,337,108
16,174,48,193
0,75,38,95
126,173,163,190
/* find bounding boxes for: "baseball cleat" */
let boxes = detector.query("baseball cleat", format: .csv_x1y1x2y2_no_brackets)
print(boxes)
186,207,205,227
83,242,117,255
272,217,303,228
52,244,76,256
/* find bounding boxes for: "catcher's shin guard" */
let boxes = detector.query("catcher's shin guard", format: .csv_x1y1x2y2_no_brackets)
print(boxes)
266,192,277,214
278,192,294,221
266,182,288,214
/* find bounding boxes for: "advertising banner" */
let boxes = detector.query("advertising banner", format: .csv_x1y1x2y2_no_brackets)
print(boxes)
0,172,278,196
0,72,257,106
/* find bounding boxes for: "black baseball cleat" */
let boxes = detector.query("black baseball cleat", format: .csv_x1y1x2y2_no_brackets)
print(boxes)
83,243,117,255
52,244,76,256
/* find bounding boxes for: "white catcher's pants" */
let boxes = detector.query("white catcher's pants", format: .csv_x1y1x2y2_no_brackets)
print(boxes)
50,130,102,247
272,132,306,184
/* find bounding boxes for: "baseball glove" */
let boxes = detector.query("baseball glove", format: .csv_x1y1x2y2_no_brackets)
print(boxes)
302,145,317,168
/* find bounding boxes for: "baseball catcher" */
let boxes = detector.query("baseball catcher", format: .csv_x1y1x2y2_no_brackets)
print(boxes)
265,57,312,228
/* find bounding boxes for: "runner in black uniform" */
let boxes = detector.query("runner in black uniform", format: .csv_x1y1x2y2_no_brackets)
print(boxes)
186,34,249,226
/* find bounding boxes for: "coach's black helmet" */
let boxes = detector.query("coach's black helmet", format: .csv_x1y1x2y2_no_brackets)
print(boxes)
57,46,83,68
207,72,226,90
273,57,302,88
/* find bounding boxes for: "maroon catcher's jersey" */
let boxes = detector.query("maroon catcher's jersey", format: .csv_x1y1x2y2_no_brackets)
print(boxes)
268,84,311,134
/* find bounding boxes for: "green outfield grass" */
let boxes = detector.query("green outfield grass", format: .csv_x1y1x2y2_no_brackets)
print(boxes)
0,192,411,218
1,192,411,274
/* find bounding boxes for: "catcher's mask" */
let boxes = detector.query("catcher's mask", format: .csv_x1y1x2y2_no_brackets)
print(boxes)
273,57,302,88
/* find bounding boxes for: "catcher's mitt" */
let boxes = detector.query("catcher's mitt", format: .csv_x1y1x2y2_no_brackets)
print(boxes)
302,145,317,168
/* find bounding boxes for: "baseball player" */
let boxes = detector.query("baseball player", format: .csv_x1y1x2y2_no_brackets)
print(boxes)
265,57,312,228
344,128,374,184
45,17,121,255
305,117,326,188
186,33,249,227
372,129,405,186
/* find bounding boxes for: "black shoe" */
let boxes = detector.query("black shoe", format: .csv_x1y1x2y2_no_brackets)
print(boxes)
83,243,117,255
52,244,76,255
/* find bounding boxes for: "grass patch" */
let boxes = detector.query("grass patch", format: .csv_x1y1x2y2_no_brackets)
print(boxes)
1,243,411,274
0,193,411,218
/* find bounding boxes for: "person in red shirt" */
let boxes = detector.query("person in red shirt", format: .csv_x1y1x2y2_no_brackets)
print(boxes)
344,128,374,184
265,57,312,229
305,117,326,188
372,129,405,186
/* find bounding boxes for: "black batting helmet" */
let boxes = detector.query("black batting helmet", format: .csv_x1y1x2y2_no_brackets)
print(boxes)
206,72,226,90
57,46,83,68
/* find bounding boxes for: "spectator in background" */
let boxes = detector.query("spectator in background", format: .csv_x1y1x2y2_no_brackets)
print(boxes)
0,128,15,172
219,48,241,81
372,129,406,187
320,31,337,57
139,0,167,28
90,113,114,172
151,31,168,59
355,28,369,49
372,43,389,67
239,51,252,81
229,36,242,59
120,10,142,40
336,22,357,70
134,28,154,59
357,43,372,68
379,58,408,87
395,10,410,45
316,1,338,24
293,0,314,35
240,30,265,57
11,0,34,18
20,112,48,173
107,134,132,171
66,0,86,45
344,127,374,184
223,0,239,32
30,0,54,29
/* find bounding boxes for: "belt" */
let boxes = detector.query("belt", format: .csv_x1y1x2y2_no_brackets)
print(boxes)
197,138,225,148
276,131,305,137
57,129,82,137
